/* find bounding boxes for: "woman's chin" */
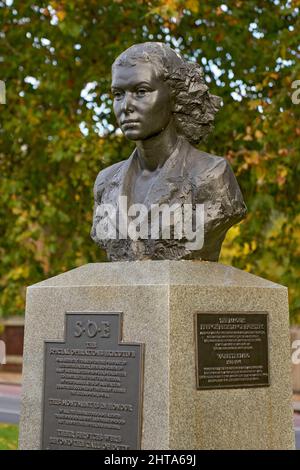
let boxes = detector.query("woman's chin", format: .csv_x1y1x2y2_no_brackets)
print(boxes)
123,129,143,141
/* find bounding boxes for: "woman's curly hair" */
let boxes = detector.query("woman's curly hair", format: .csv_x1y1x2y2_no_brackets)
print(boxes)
113,42,222,145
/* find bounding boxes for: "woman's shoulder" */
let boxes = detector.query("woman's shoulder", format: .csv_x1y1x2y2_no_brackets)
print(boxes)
95,160,124,184
184,140,247,218
184,140,230,180
93,160,125,197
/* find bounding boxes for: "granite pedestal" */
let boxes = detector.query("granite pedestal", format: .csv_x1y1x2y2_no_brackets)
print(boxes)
19,261,295,449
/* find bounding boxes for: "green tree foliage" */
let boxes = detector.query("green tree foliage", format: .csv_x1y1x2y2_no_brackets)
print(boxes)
0,0,299,321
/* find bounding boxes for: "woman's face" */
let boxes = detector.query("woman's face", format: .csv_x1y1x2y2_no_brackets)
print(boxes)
111,61,173,141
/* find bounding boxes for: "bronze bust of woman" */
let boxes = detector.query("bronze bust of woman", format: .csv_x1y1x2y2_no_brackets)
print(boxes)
91,42,247,261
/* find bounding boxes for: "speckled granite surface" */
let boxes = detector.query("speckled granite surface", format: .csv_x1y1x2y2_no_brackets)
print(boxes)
19,261,295,449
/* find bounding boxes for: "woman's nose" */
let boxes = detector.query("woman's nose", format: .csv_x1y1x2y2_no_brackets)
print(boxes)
121,91,134,114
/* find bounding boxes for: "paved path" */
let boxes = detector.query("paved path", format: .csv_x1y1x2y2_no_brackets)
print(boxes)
0,384,21,425
296,428,300,450
295,411,300,449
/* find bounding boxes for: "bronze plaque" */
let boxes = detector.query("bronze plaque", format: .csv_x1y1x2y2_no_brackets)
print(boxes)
195,312,269,390
41,312,144,450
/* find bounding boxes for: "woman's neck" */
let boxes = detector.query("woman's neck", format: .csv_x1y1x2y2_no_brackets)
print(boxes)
135,120,179,172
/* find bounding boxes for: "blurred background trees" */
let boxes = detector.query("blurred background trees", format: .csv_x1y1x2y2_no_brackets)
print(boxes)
0,0,299,321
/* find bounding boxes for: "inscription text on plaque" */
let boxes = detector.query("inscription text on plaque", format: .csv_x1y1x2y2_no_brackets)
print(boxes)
195,312,269,390
41,312,144,450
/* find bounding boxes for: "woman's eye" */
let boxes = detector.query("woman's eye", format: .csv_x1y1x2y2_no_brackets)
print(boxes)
113,91,123,100
136,89,148,97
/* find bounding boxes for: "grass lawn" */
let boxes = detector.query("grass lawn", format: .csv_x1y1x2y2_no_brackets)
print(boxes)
0,423,19,450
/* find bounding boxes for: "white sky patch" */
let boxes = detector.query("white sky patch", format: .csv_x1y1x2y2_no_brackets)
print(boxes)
229,78,248,101
249,22,264,39
208,60,224,79
252,30,264,39
95,121,114,137
41,37,51,47
94,103,111,115
24,76,40,89
81,81,98,101
275,57,294,71
47,5,59,25
231,91,242,102
79,121,89,136
249,22,258,32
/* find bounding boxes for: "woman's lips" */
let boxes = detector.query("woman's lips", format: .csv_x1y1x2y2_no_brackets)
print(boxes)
121,121,140,128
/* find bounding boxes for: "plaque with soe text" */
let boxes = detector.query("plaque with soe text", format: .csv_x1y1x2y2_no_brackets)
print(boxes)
195,312,269,390
41,312,144,450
